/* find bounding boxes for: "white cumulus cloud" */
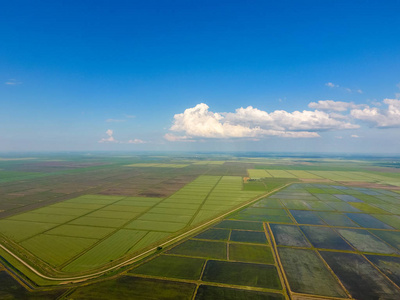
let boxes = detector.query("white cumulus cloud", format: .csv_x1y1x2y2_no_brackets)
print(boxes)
308,100,362,112
99,129,116,143
127,139,146,144
326,82,339,88
351,99,400,128
166,103,360,141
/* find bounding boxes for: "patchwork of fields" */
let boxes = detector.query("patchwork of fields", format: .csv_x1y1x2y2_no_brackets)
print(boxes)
65,183,400,299
0,175,262,276
248,168,400,186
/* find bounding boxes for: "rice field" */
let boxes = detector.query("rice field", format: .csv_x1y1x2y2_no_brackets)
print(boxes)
0,175,263,275
86,182,400,300
248,168,400,186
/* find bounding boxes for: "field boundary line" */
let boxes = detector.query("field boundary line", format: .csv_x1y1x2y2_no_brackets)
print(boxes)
0,182,293,283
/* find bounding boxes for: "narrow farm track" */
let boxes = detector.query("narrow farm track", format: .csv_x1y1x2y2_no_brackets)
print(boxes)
0,183,292,283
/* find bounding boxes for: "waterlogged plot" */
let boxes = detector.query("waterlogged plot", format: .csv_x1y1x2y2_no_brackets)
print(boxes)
214,220,264,231
315,211,359,227
337,229,398,254
202,260,282,290
300,226,353,250
326,201,361,212
270,224,310,247
334,194,363,202
370,230,400,251
230,208,293,223
130,255,205,280
251,198,283,208
321,252,400,300
346,213,394,229
278,248,347,298
193,228,230,241
230,230,267,244
290,210,325,225
195,285,285,300
366,255,400,286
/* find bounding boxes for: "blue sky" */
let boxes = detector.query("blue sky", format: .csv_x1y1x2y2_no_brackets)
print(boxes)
1,0,400,153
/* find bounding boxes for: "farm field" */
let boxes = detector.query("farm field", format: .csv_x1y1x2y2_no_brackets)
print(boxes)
1,153,400,299
0,175,263,276
248,168,400,186
64,182,400,299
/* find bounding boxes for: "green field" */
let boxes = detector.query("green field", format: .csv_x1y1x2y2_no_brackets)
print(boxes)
0,175,264,276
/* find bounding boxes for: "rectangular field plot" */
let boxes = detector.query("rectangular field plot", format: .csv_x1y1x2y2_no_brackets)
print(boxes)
7,212,76,224
370,230,400,251
287,170,322,179
99,204,150,213
334,194,363,202
266,170,297,178
127,231,170,254
69,216,127,228
214,220,264,231
65,195,124,205
270,224,310,247
366,255,400,287
0,219,58,242
251,199,283,208
316,212,360,227
202,260,282,290
130,255,205,280
167,240,227,259
137,213,192,224
229,243,274,264
348,202,388,214
337,229,398,254
230,208,293,223
86,210,139,220
195,285,285,300
325,201,361,212
68,276,196,300
320,251,400,300
300,226,353,250
29,206,92,216
372,214,400,229
230,230,267,244
247,169,271,178
278,248,347,298
125,220,186,232
345,213,394,229
45,224,114,239
290,210,326,225
62,229,148,272
193,229,230,241
21,234,97,267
